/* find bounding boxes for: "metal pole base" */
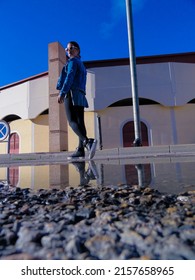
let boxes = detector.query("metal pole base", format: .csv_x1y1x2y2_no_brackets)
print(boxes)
133,138,142,147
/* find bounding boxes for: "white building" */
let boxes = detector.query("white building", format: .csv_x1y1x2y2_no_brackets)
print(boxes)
1,42,195,155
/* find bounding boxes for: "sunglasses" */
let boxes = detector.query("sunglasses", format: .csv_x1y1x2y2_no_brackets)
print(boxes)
65,46,78,52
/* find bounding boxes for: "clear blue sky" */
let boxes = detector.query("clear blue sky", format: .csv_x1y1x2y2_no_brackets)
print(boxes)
0,0,195,87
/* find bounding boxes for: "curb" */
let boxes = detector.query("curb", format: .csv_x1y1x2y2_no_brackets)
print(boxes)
1,144,195,166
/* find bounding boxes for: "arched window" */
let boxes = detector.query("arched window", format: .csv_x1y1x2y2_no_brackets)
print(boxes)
123,121,149,147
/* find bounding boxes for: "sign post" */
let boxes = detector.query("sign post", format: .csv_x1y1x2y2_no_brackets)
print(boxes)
0,120,10,153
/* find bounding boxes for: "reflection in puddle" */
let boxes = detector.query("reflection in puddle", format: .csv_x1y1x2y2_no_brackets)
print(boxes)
1,158,195,194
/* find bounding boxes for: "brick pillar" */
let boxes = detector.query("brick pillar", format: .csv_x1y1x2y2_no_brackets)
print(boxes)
48,42,68,152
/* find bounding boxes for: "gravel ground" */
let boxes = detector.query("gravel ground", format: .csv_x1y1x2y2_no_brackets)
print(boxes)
0,181,195,260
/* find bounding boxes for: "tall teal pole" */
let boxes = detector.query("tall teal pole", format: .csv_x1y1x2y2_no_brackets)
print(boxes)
125,0,142,146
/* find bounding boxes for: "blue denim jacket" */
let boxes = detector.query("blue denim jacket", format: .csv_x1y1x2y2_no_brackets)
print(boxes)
56,56,89,108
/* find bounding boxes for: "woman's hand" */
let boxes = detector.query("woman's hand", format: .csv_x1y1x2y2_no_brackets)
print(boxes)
57,95,64,104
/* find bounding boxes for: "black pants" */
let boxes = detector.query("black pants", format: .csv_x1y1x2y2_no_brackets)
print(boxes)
64,94,87,149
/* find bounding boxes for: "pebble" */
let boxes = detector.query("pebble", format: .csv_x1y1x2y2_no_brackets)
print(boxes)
0,183,194,260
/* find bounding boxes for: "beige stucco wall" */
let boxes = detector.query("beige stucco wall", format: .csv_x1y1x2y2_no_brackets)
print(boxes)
28,76,49,119
1,103,195,155
32,115,49,152
98,104,195,149
0,82,29,119
10,119,32,153
0,75,48,120
173,104,195,144
0,115,49,155
88,62,195,110
0,141,7,154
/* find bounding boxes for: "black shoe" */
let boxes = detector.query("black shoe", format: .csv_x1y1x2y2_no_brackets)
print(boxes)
84,138,97,159
67,147,85,160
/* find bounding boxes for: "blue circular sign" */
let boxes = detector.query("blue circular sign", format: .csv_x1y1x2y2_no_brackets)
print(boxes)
0,120,10,141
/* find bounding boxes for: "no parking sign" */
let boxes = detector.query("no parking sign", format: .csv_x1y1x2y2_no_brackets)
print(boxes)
0,120,10,142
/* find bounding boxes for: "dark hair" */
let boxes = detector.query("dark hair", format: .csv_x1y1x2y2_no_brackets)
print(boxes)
69,41,80,54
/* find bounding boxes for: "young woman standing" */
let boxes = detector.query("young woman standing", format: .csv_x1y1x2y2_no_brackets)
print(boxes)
57,41,97,159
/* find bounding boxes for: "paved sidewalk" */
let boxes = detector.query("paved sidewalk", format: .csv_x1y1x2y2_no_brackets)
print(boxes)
1,144,195,166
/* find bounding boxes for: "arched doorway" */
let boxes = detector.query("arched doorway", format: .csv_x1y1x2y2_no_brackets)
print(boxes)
123,121,149,147
122,121,151,185
9,132,19,186
9,132,19,154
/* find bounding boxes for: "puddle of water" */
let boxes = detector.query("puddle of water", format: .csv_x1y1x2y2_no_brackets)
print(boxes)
1,158,195,194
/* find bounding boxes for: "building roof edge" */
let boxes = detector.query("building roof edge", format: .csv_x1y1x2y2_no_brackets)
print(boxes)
84,52,195,68
1,51,195,89
0,71,48,91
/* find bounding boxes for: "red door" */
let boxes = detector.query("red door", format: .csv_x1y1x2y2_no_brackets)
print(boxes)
123,121,149,147
9,132,19,154
9,133,19,186
122,121,151,185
